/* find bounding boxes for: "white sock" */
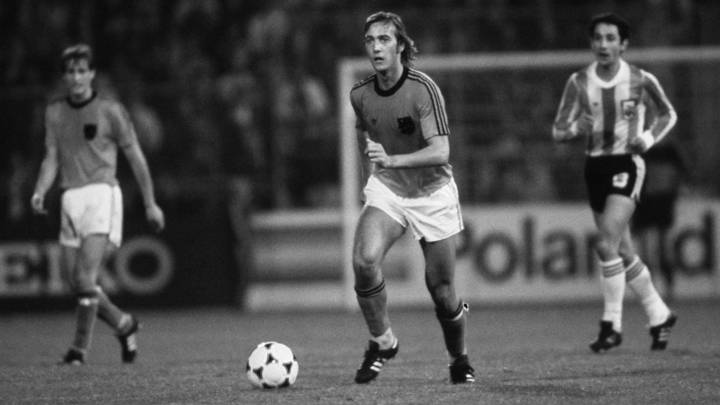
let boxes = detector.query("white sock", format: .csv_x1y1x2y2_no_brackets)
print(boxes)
118,314,132,331
626,257,670,326
371,327,397,350
600,258,625,332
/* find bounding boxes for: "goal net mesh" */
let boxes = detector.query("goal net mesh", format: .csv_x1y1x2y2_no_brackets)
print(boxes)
337,47,720,307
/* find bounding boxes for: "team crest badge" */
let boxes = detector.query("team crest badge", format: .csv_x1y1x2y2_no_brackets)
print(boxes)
620,99,638,120
83,124,97,140
397,116,415,134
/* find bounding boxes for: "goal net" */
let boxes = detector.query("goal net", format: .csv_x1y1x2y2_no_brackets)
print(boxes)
337,46,720,309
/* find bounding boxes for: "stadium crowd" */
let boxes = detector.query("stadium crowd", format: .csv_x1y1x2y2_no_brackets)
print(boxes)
1,0,719,235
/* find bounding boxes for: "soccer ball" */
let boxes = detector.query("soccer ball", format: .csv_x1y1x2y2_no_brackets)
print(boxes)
246,341,299,389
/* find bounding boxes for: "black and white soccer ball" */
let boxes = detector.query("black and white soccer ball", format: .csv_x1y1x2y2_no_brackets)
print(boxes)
246,341,299,388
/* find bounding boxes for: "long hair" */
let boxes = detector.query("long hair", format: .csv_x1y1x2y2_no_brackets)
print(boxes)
364,11,418,66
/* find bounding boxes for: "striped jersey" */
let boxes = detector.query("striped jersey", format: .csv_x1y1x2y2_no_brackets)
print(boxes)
552,59,677,156
45,92,138,189
350,66,453,198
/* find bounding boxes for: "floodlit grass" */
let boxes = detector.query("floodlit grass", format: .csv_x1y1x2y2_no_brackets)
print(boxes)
1,300,719,404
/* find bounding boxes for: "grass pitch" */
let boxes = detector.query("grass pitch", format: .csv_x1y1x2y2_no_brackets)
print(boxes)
1,300,719,404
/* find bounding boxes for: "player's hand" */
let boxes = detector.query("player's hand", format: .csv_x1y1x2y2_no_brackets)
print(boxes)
553,130,576,143
575,113,594,137
629,131,654,154
145,203,165,232
628,137,646,153
30,193,47,215
364,136,394,168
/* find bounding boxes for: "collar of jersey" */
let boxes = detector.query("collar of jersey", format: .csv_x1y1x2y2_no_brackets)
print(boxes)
374,66,409,97
588,59,629,88
66,90,97,109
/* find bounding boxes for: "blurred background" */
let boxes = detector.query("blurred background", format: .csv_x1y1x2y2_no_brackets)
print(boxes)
1,0,719,311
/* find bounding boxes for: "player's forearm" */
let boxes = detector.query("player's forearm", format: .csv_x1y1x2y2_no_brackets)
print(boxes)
387,142,449,168
126,151,159,208
552,123,578,142
553,81,585,143
133,166,158,208
33,158,58,195
650,109,678,145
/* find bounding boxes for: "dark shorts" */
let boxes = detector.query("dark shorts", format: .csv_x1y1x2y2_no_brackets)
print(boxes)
584,154,645,213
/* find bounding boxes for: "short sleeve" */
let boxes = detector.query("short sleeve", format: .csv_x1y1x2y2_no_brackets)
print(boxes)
417,79,449,139
108,101,138,148
350,89,367,132
44,105,58,150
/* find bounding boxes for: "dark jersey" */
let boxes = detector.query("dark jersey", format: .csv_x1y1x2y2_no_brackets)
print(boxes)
350,66,453,198
45,92,138,189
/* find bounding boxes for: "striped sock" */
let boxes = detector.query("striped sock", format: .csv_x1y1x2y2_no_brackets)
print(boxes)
600,258,625,332
626,256,670,326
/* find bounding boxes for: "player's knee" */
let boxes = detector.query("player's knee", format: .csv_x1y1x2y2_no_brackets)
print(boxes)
432,291,458,316
594,236,619,258
353,260,381,291
426,279,453,304
70,274,96,295
618,248,635,265
354,269,381,291
352,248,382,276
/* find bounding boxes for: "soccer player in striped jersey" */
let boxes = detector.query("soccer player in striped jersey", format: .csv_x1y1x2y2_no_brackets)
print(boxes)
31,44,165,365
552,13,677,352
350,12,474,384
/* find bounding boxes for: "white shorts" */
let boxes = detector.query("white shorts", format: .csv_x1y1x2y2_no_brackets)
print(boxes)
60,183,123,248
363,175,464,242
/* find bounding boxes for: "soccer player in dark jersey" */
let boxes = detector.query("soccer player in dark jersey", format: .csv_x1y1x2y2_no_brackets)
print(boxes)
632,141,686,302
552,13,677,352
31,44,165,365
350,12,474,384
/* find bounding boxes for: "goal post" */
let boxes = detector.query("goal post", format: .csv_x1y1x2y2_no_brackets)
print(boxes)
337,46,720,310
